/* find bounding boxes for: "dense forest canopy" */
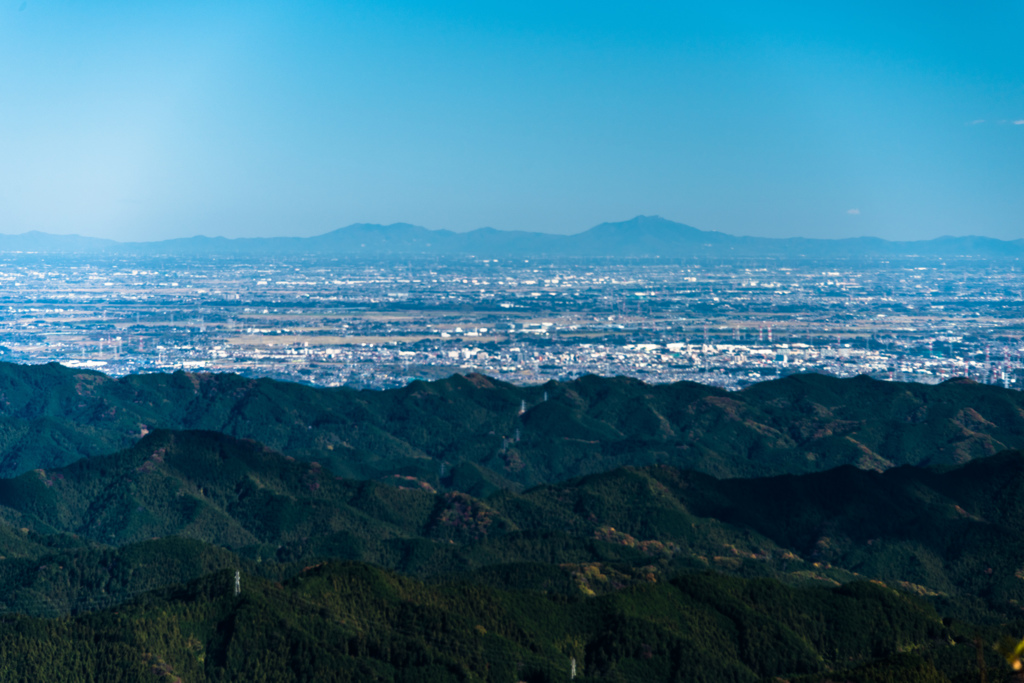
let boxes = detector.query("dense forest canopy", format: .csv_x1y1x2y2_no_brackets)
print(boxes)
0,364,1022,680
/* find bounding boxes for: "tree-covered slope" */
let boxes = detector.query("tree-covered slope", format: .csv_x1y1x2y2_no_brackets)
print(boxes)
8,363,1024,680
645,452,1024,619
5,428,1024,621
0,561,975,683
1,428,1024,679
0,430,786,587
1,362,1023,488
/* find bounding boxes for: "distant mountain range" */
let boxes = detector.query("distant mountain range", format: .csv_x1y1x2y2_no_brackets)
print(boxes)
2,216,1022,258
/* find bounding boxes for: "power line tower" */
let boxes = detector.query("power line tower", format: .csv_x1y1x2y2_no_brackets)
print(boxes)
234,570,241,597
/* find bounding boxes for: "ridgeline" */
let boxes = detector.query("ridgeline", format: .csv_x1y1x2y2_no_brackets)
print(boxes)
0,362,1020,487
0,362,1022,680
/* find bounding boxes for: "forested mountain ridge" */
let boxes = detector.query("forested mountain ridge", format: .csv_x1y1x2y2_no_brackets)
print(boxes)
0,362,1022,488
0,430,788,580
4,362,1024,680
3,428,1024,624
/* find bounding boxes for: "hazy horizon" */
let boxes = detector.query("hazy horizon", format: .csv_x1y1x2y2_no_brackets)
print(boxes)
2,2,1021,242
2,214,1021,244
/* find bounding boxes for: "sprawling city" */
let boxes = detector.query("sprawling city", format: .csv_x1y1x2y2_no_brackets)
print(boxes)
2,250,1022,389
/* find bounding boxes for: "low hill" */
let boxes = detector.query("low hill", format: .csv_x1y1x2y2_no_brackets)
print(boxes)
1,363,1023,490
5,429,1024,621
0,430,781,582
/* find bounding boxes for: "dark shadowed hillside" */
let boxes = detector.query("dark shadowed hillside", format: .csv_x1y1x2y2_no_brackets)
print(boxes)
0,430,783,587
0,426,1022,680
1,363,1023,491
5,428,1024,622
0,561,969,683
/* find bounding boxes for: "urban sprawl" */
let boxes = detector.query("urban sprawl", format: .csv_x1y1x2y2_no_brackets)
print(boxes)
1,253,1023,390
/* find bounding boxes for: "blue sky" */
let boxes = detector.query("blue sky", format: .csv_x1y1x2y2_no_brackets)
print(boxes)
0,1,1022,241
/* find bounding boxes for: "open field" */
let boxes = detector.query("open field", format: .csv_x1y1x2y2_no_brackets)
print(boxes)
224,334,507,347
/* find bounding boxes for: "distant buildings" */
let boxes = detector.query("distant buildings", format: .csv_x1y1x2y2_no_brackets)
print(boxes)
0,253,1020,389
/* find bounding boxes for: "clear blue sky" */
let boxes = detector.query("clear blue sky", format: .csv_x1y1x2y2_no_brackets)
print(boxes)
1,1,1022,242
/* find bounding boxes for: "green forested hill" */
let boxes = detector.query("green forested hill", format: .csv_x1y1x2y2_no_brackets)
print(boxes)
0,429,788,601
0,362,1023,488
0,561,979,683
4,428,1024,625
647,453,1024,620
4,363,1024,680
